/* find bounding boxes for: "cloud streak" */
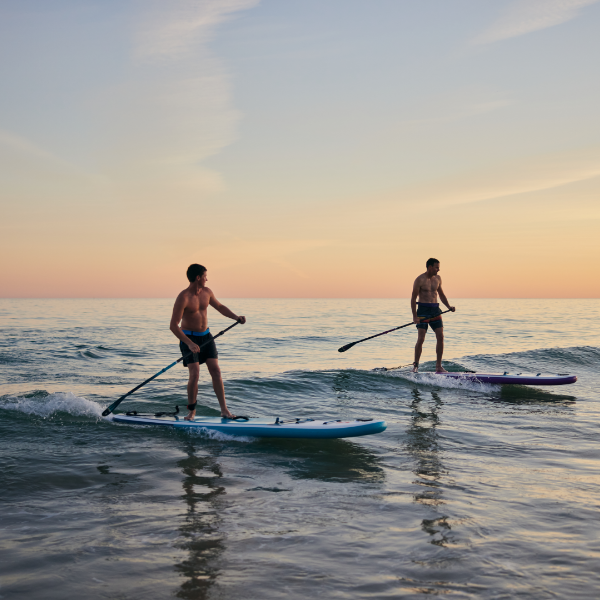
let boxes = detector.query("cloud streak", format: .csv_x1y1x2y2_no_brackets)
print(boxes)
473,0,599,44
400,147,600,208
95,0,259,196
135,0,259,61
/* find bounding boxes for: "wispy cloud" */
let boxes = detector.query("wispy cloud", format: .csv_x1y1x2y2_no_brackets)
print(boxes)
473,0,599,45
400,147,600,208
0,130,74,169
135,0,259,61
0,129,104,200
94,0,259,197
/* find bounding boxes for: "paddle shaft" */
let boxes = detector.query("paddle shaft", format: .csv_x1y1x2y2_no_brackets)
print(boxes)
102,320,241,416
338,309,452,353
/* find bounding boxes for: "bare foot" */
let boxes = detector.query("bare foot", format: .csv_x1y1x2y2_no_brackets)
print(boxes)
411,362,419,373
221,411,236,419
436,366,448,373
184,411,196,421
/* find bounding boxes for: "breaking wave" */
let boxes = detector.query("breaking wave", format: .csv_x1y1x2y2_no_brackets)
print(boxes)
0,390,103,419
383,370,501,393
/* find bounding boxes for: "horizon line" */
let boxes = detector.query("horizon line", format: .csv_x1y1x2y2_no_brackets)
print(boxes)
0,297,598,301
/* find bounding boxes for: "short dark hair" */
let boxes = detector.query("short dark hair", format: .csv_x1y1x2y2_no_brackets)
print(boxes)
426,258,439,267
186,264,207,282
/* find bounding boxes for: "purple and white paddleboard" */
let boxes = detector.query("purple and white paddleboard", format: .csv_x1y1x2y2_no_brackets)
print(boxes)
435,372,577,385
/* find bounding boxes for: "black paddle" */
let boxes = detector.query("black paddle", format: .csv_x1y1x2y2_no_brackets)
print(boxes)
337,309,452,353
102,320,242,417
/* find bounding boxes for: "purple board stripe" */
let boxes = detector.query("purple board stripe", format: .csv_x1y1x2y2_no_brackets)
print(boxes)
436,373,577,385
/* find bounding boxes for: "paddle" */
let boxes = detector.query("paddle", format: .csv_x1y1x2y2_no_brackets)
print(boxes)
102,320,242,417
337,309,452,353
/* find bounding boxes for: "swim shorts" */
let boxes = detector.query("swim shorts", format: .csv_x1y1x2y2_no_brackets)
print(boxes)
416,302,443,331
180,330,218,366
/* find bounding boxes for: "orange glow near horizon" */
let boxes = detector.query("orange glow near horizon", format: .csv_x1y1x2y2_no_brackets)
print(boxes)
2,167,599,299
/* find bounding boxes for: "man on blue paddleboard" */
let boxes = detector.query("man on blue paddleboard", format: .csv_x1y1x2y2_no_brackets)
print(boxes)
170,264,246,421
411,258,455,373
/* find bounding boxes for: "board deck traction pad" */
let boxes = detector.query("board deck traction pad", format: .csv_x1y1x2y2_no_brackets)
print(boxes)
112,413,387,439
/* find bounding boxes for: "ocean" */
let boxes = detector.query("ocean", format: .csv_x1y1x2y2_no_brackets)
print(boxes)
1,298,599,599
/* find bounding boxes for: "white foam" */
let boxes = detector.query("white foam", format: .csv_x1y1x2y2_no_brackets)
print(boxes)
187,427,256,443
0,391,104,419
387,370,501,393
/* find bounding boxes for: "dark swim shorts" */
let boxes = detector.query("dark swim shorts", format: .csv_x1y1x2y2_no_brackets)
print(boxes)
180,331,218,366
416,302,443,331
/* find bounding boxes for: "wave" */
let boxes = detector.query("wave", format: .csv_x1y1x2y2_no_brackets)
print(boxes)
365,346,593,397
383,370,501,393
458,345,599,374
0,352,22,364
77,346,114,360
370,345,596,375
0,390,103,419
0,345,591,422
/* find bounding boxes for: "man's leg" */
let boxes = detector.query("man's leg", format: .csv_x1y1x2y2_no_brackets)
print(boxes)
434,327,447,372
413,328,427,372
185,362,200,420
206,359,235,419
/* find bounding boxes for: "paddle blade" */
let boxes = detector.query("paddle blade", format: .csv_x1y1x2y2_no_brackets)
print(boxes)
338,342,356,353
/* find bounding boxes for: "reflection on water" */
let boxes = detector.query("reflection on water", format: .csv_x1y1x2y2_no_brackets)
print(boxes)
405,388,452,546
175,444,225,600
497,385,577,405
259,438,385,484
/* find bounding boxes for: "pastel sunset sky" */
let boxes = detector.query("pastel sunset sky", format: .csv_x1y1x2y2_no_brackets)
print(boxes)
1,0,599,298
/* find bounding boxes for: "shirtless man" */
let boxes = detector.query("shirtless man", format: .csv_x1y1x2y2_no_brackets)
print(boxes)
411,258,455,373
170,264,246,421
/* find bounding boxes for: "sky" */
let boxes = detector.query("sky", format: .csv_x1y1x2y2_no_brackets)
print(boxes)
1,0,599,298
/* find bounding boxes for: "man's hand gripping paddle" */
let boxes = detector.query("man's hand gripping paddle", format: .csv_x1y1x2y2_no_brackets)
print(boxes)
102,320,242,417
337,309,452,353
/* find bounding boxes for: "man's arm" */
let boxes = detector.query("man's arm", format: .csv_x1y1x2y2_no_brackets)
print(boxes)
437,279,455,312
208,290,247,324
411,277,421,324
169,294,201,353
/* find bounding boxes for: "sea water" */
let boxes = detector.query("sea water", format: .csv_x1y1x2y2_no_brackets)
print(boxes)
0,298,599,599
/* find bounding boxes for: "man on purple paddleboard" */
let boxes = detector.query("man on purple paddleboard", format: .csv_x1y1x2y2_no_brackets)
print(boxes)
411,258,455,373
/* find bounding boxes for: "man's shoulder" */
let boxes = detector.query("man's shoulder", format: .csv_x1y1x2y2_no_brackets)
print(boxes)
414,272,427,282
176,288,192,302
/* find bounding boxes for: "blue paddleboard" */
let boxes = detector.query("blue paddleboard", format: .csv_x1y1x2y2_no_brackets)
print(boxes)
112,414,387,439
